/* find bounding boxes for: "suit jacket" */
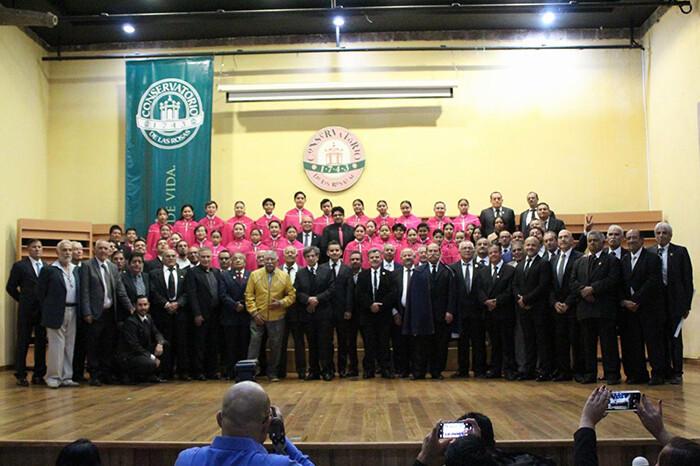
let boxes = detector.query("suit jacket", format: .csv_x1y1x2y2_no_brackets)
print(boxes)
513,255,552,315
519,210,558,233
80,258,132,321
647,243,693,317
183,265,221,321
570,252,621,321
245,267,296,322
117,312,166,359
218,269,251,326
398,264,434,336
327,261,354,318
621,248,662,313
355,267,397,326
6,257,47,315
449,260,484,319
479,207,516,235
121,271,150,308
298,231,321,249
319,223,355,259
476,262,515,320
549,249,584,313
426,262,454,323
144,257,163,274
543,217,566,235
295,265,335,321
603,247,630,260
149,266,188,323
37,264,81,329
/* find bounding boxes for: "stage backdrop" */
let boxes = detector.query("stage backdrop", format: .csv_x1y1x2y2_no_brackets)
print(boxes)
125,57,213,235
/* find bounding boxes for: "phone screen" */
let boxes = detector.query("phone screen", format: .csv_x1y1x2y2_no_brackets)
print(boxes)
438,421,472,439
607,391,642,411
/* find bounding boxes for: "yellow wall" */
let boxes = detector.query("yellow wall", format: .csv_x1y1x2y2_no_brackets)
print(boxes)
48,41,649,223
643,1,700,357
0,27,49,366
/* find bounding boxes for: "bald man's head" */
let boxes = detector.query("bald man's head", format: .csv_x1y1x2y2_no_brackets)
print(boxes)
217,382,271,441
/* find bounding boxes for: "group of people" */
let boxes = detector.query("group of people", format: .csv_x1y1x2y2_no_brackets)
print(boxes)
6,191,693,388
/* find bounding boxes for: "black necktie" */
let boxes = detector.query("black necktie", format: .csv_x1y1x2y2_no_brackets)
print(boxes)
588,255,597,275
309,267,315,287
168,267,176,300
286,266,293,275
496,210,501,218
524,258,532,274
373,269,378,300
492,265,498,283
431,264,437,279
557,254,566,286
464,264,471,294
331,262,337,280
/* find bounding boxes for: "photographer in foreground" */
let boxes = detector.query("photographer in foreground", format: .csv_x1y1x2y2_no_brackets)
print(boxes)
575,386,700,465
176,381,314,465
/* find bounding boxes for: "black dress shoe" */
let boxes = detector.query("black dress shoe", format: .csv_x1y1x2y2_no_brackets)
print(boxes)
381,371,395,379
147,375,167,383
517,372,536,381
363,372,375,379
322,373,333,381
195,374,207,381
578,375,597,384
297,372,306,380
431,373,444,380
305,373,320,381
451,372,469,379
16,378,29,387
410,374,426,380
669,375,683,385
347,369,359,377
607,378,621,386
121,375,135,386
89,378,102,387
179,373,192,381
206,373,221,380
398,372,409,378
648,377,665,386
552,374,572,382
31,377,46,386
339,371,347,379
536,373,552,382
505,372,519,381
485,372,502,379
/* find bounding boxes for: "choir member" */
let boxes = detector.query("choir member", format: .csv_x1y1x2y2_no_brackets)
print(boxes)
313,198,333,235
225,223,253,259
209,230,225,269
146,207,170,255
427,201,453,234
346,199,371,228
264,220,283,253
372,224,393,249
454,230,467,245
365,220,377,243
440,224,460,265
193,225,212,249
343,224,370,268
173,204,197,246
198,201,225,240
373,199,395,229
224,201,255,243
404,228,421,254
391,223,408,250
283,191,314,233
417,223,431,246
255,197,281,242
454,198,481,231
245,228,267,271
395,200,422,230
279,225,305,267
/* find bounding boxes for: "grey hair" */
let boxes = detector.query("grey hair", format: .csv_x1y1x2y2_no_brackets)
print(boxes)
303,246,320,257
57,239,73,251
654,222,673,236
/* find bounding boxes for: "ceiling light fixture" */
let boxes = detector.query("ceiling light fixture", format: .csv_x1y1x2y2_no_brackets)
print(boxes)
542,12,555,25
333,17,345,27
122,23,135,33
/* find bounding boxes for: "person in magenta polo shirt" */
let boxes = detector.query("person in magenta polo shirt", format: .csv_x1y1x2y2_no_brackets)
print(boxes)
395,200,421,230
346,199,371,228
198,201,225,240
173,204,197,246
224,201,255,243
453,198,481,232
313,198,333,236
255,198,281,243
427,201,453,235
283,191,314,234
372,199,395,229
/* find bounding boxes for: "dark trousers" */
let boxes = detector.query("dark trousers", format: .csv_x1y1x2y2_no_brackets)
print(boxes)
390,320,410,374
223,325,251,378
456,316,486,375
118,344,169,378
86,310,117,379
409,334,432,377
581,318,620,380
15,306,47,379
361,316,391,373
72,317,88,380
153,313,176,378
334,312,359,373
554,314,585,377
175,317,192,376
429,321,449,376
306,317,334,376
486,317,516,375
665,313,684,377
520,309,555,375
192,315,220,377
279,318,306,377
619,309,649,381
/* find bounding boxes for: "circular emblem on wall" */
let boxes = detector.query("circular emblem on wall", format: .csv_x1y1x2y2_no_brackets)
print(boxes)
303,126,366,192
136,78,204,150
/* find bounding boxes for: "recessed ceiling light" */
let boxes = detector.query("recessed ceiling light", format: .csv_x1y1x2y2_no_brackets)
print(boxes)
542,12,555,25
333,17,345,27
123,24,135,34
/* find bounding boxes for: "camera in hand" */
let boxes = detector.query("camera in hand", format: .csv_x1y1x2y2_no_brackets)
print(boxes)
607,390,642,412
438,421,473,439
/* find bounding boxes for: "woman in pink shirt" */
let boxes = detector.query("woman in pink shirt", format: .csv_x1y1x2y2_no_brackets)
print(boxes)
146,207,171,254
209,230,226,269
395,200,421,230
173,204,197,246
193,225,212,249
372,223,392,248
313,198,333,236
278,225,305,267
245,228,267,271
373,199,395,229
148,223,173,259
225,223,252,257
365,219,377,244
283,191,314,233
198,200,225,240
255,198,281,243
263,220,283,255
404,227,421,254
346,199,371,228
391,223,408,251
454,198,481,232
225,201,255,243
343,224,370,268
427,201,453,235
439,224,460,265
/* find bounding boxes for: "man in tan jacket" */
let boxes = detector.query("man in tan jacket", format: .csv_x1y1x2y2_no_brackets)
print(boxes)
245,250,296,382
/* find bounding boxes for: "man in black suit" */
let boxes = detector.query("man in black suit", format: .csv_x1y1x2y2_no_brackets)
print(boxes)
80,239,134,386
476,245,517,379
299,216,321,249
37,239,81,389
391,248,417,378
320,206,354,261
115,295,167,384
149,248,188,380
513,237,553,381
355,247,397,379
479,191,516,235
6,238,47,386
519,191,541,234
144,238,168,273
183,246,222,381
326,241,357,378
381,243,402,272
120,253,150,314
604,225,629,260
296,246,335,381
649,222,693,384
549,230,584,381
543,231,560,262
449,240,485,378
277,245,303,379
570,230,622,385
620,229,665,385
425,243,454,380
537,202,565,235
218,252,251,380
109,224,132,260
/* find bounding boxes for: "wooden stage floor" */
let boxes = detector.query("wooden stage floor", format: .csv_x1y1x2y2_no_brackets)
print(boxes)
1,366,699,446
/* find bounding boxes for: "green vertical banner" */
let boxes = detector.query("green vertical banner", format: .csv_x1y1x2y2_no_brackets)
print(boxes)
125,57,213,235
